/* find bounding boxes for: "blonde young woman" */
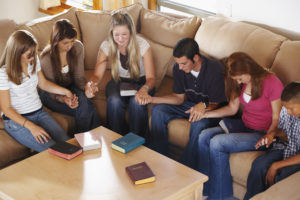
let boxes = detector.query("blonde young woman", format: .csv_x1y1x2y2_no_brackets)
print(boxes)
39,19,100,133
88,12,155,136
0,30,72,152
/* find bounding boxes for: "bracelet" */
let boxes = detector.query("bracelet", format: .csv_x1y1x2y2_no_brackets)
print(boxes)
23,119,28,127
142,85,150,91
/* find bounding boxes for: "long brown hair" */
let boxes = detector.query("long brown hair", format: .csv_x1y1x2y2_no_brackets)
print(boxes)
108,11,140,81
0,30,37,85
41,19,77,85
224,52,272,101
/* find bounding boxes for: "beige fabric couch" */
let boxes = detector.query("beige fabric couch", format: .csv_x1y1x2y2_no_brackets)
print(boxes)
0,3,299,199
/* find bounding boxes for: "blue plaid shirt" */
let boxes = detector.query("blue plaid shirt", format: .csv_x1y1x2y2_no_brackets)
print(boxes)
277,107,300,159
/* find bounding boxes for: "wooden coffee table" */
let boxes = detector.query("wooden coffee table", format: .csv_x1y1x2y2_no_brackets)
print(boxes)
0,126,207,200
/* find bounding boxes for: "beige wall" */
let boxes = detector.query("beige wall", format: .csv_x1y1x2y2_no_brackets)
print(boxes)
0,0,46,23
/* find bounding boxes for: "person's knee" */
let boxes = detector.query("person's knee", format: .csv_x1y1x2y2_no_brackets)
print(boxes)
198,129,212,146
107,95,122,108
210,135,226,152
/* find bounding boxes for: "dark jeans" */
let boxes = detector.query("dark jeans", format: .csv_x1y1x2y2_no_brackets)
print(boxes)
244,149,300,200
105,79,154,137
149,101,220,166
39,86,100,133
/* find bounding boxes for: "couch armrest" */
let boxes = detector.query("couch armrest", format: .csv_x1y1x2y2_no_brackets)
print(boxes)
251,171,300,200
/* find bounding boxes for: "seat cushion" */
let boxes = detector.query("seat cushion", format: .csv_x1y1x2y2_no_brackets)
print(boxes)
271,40,300,85
229,151,265,186
140,8,202,49
0,129,29,169
0,19,18,57
195,16,286,68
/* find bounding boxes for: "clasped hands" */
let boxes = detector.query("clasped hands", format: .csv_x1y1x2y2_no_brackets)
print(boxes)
85,81,99,98
135,87,151,105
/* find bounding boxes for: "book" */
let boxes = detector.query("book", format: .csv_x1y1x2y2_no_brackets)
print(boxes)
120,82,138,96
74,132,101,151
111,132,145,154
219,118,247,134
125,162,155,185
48,141,83,160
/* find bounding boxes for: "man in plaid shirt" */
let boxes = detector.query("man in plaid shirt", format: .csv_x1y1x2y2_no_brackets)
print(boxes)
244,81,300,200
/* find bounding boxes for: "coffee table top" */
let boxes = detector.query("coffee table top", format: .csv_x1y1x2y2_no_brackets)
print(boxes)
0,126,207,200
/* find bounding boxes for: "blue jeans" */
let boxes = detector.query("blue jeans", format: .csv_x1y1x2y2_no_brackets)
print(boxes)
197,126,265,200
4,109,70,152
105,80,154,136
149,101,220,162
39,86,100,133
244,149,300,200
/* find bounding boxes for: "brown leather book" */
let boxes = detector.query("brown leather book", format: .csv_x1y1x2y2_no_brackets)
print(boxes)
125,162,155,185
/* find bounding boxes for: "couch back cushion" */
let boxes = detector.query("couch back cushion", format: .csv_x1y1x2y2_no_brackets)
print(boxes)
195,16,286,69
76,3,143,70
19,7,80,53
271,40,300,85
0,19,18,58
140,34,174,88
140,8,202,49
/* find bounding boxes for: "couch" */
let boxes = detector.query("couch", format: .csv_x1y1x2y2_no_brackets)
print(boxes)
0,3,300,199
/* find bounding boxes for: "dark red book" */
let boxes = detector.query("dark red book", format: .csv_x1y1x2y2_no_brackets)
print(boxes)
125,162,155,185
48,141,83,160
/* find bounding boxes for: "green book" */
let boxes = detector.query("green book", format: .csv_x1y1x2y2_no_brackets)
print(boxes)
111,132,145,153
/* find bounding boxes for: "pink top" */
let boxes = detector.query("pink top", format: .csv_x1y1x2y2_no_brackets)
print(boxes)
240,75,283,132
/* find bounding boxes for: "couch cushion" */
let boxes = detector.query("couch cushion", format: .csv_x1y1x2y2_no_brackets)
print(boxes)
141,34,174,88
140,8,202,48
229,151,264,186
195,16,286,68
0,19,18,57
168,119,191,148
271,40,300,85
76,3,143,70
0,129,29,169
19,7,80,52
252,171,300,200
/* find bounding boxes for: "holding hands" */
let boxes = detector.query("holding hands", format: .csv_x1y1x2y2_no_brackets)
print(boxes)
185,102,206,122
135,86,152,105
255,131,276,149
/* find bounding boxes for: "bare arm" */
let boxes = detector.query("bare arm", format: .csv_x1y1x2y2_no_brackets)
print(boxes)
255,99,282,149
0,89,51,143
266,154,300,185
204,97,240,118
150,93,185,105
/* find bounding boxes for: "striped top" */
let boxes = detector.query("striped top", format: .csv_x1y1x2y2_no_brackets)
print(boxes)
0,57,42,114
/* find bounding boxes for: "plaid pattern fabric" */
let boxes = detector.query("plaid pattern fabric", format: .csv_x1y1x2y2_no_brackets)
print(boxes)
278,107,300,159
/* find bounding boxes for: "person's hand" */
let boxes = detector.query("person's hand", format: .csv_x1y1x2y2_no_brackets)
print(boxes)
185,102,206,122
255,131,275,149
135,87,151,105
62,95,78,109
27,122,51,144
85,81,98,98
265,162,279,186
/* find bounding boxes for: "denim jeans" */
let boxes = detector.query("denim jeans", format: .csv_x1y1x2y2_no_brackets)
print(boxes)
39,86,100,133
149,101,220,161
197,126,265,200
4,109,70,152
244,149,300,200
105,80,154,137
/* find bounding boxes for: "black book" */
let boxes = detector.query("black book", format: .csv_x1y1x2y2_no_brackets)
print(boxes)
48,141,83,160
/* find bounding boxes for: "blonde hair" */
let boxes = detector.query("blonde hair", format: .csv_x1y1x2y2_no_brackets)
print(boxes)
0,30,37,85
108,11,140,81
